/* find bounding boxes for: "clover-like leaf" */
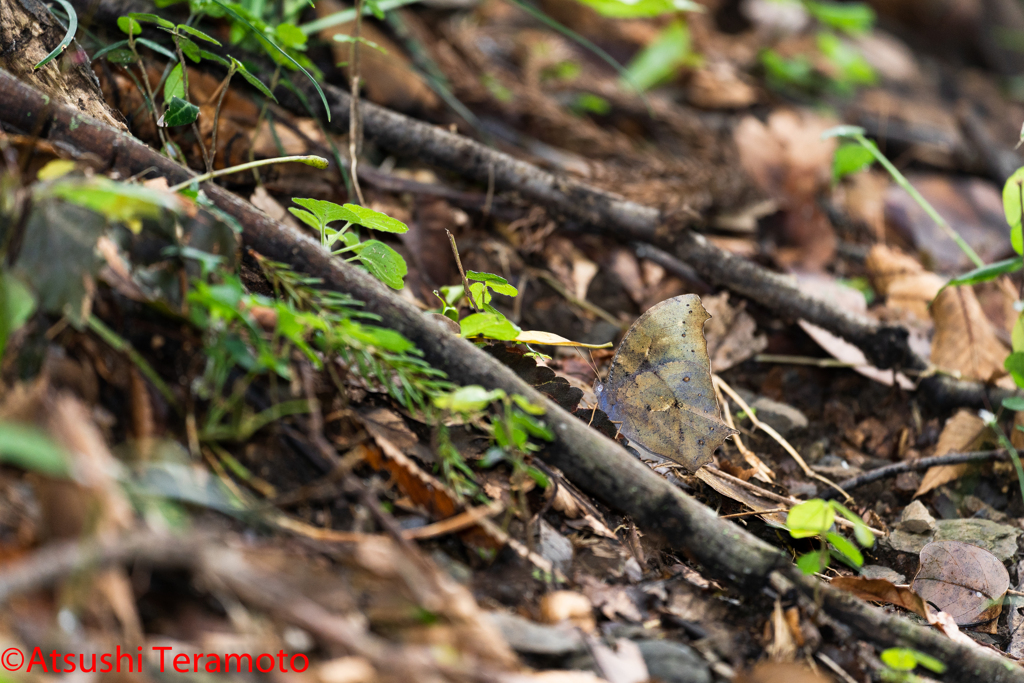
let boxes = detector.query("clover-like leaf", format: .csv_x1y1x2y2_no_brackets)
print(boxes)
434,385,505,413
459,312,520,340
234,59,277,100
178,36,201,62
291,197,358,228
787,498,834,538
467,270,518,296
353,240,407,290
342,203,408,233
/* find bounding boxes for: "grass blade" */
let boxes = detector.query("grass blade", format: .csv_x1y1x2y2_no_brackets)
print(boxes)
35,0,78,70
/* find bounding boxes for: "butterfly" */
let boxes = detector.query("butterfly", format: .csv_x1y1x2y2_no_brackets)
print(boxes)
597,294,736,472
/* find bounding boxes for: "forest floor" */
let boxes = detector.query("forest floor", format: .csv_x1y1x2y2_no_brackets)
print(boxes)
3,0,1024,682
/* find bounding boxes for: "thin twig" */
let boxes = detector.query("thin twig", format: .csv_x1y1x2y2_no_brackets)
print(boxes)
173,38,212,174
347,0,366,205
713,376,853,502
822,450,1006,499
208,64,236,170
713,379,775,483
447,229,479,312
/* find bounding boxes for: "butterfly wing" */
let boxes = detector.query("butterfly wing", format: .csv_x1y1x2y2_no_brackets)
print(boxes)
598,295,736,470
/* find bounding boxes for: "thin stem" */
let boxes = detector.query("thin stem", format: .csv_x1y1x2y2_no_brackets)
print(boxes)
130,44,170,152
167,155,328,192
985,417,1024,507
348,0,366,205
446,229,478,312
174,37,213,174
854,132,984,268
209,65,236,170
249,67,281,184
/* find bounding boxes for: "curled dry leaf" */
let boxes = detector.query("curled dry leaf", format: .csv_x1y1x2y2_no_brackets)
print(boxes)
912,541,1010,626
829,575,977,646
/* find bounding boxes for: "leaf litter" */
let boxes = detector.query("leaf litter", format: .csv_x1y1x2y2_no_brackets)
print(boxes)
9,0,1024,680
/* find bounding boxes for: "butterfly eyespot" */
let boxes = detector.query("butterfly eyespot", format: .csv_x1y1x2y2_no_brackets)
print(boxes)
697,439,705,446
683,377,690,382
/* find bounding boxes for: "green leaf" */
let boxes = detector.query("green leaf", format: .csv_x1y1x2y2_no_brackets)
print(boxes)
162,97,199,126
0,422,70,477
881,648,918,672
760,49,815,90
34,0,78,70
830,501,874,548
1013,313,1024,353
573,0,702,18
342,203,409,233
623,20,691,91
90,40,129,62
105,48,136,64
805,1,875,34
137,37,178,60
1003,397,1024,412
234,60,277,100
209,0,331,121
833,142,875,181
118,15,142,37
354,240,407,289
288,208,322,232
434,385,505,412
512,394,546,416
199,49,231,67
177,24,222,45
826,532,863,567
466,270,519,296
164,62,185,102
1004,167,1024,256
1007,352,1024,390
275,22,307,50
817,32,875,88
911,651,947,674
291,198,358,228
459,312,521,340
129,12,175,28
44,176,180,226
0,271,36,359
786,498,834,538
796,549,828,575
944,257,1023,290
178,36,201,62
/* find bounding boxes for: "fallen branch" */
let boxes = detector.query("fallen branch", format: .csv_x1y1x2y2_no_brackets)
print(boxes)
823,450,1008,499
1,69,1022,682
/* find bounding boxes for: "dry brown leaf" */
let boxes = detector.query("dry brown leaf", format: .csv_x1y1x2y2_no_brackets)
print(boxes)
733,110,838,270
735,662,830,683
828,575,978,646
830,576,932,620
703,292,768,373
864,244,944,322
687,60,758,109
915,409,988,497
695,467,787,526
317,0,439,112
930,285,1009,381
912,541,1010,626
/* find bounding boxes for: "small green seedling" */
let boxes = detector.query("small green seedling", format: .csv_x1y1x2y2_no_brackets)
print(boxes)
878,647,946,683
786,498,873,575
289,198,408,289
